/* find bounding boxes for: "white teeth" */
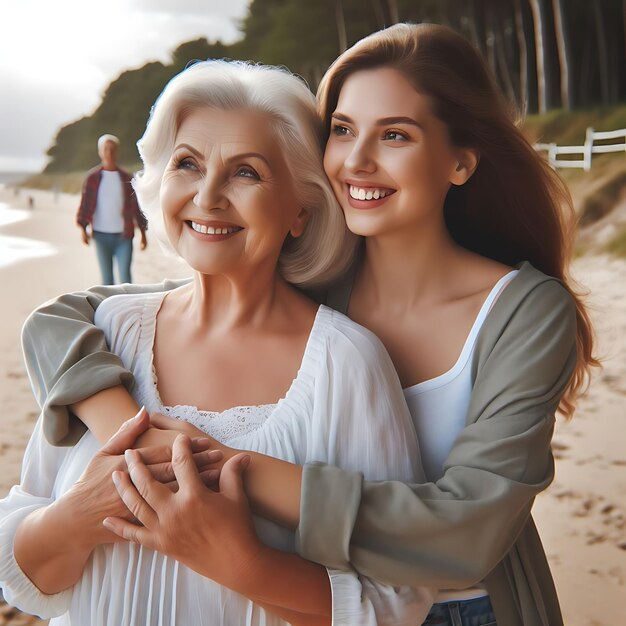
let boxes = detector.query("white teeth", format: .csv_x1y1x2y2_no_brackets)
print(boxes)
349,185,390,201
190,221,239,235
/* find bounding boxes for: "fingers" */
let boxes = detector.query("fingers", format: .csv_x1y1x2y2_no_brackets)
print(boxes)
100,407,150,455
103,516,154,548
140,446,222,470
199,468,221,490
218,453,251,500
124,449,169,512
190,449,224,467
111,469,159,529
171,434,206,494
163,468,220,493
147,450,222,484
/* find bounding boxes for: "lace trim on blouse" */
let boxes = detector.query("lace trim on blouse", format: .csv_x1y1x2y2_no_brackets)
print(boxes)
130,291,324,444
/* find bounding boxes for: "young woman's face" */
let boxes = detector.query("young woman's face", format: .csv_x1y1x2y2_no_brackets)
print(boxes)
323,67,462,238
160,107,304,277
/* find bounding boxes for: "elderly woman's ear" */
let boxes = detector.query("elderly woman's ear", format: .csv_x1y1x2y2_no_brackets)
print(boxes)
289,208,310,238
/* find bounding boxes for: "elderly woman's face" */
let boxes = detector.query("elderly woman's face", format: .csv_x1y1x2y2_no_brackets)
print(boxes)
160,107,304,277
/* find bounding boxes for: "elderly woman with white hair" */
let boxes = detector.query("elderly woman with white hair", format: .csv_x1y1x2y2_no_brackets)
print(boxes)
0,61,435,625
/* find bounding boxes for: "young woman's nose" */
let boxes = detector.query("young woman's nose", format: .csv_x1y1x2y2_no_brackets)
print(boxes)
343,137,377,175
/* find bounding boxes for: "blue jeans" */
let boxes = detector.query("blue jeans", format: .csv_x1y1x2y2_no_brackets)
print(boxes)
421,595,496,626
92,231,133,285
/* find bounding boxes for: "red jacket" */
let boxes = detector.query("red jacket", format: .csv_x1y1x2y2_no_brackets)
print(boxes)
76,166,148,239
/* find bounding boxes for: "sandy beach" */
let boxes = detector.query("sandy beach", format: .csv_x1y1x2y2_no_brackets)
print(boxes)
0,186,624,625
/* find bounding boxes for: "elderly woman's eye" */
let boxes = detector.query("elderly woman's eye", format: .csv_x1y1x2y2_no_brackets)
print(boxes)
236,166,260,179
331,124,351,137
174,157,198,170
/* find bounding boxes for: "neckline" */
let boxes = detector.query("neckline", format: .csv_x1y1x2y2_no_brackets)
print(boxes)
139,291,327,417
403,269,519,397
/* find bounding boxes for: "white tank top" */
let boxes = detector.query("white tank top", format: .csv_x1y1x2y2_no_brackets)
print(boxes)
403,269,518,602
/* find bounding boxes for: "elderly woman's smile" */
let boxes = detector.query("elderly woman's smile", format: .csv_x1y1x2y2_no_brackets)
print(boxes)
159,107,303,277
187,220,243,237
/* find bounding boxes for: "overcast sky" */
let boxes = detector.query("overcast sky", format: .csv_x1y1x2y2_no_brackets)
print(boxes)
0,0,250,172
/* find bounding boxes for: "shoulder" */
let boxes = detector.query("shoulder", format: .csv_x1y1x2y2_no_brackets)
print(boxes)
93,293,161,370
473,262,577,376
84,167,102,183
312,305,400,385
94,292,154,335
495,262,576,331
317,305,391,360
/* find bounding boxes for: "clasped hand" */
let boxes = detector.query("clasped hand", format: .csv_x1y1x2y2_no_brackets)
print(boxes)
103,428,263,594
65,408,222,547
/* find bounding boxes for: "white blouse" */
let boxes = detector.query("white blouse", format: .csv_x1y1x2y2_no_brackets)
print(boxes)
0,292,435,625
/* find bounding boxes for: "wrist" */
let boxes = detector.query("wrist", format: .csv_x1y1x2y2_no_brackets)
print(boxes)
135,425,178,449
14,499,97,595
226,540,269,597
53,491,103,551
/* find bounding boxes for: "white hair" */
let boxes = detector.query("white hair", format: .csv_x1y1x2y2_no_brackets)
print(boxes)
133,60,358,287
97,134,120,154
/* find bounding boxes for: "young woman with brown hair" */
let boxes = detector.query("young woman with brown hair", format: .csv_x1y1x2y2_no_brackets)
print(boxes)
13,23,596,626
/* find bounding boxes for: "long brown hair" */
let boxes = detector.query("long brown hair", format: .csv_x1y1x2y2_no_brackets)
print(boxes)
317,23,597,418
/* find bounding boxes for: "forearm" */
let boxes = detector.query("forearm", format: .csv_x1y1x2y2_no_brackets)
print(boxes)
239,545,331,624
212,446,302,530
71,387,183,449
21,280,186,446
72,385,139,444
13,498,96,594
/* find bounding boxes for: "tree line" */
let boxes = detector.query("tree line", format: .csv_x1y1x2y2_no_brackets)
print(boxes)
45,0,626,173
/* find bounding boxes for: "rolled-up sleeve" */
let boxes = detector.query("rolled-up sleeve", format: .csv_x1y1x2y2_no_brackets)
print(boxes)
21,280,187,445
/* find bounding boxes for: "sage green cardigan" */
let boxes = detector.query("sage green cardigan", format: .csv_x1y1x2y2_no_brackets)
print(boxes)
21,262,574,626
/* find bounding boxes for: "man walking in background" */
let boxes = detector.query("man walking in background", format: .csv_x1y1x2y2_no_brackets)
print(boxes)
76,134,148,284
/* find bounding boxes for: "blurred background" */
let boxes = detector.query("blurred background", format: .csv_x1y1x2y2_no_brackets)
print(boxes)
0,2,625,625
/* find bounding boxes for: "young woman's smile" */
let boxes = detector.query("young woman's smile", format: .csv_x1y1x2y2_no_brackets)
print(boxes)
344,179,397,210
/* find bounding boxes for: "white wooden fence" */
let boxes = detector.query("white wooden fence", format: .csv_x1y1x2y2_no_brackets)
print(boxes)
534,127,626,171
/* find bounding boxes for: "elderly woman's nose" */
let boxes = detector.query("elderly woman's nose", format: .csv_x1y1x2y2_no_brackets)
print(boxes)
344,137,377,175
193,175,228,211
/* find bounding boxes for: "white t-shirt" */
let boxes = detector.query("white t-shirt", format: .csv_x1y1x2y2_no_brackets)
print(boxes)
0,293,435,625
91,170,125,234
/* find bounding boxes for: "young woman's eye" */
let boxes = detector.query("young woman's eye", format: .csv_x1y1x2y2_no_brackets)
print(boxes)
383,130,408,142
331,124,351,137
235,166,260,180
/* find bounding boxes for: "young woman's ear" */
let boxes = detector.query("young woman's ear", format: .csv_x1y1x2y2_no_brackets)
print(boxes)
450,148,480,186
289,208,310,238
